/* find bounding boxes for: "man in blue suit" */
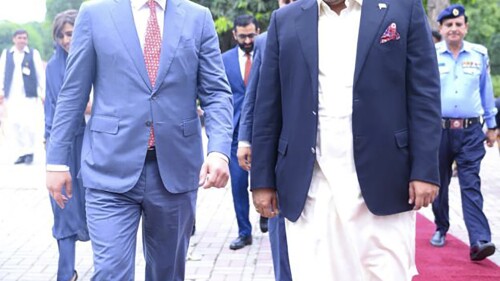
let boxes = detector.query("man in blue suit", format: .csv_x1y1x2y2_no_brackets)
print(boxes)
222,15,261,250
251,0,441,280
45,0,233,280
237,1,294,279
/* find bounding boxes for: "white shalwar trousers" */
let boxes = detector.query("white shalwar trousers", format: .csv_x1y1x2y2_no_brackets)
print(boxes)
5,96,38,156
285,115,417,281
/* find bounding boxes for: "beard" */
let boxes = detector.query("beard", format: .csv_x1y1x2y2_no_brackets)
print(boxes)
239,42,254,54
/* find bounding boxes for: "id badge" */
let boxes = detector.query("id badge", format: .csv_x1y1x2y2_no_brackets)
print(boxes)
22,66,31,76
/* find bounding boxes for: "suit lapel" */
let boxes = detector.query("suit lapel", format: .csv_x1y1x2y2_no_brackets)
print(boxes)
154,0,185,91
110,0,151,89
296,0,319,93
354,0,389,84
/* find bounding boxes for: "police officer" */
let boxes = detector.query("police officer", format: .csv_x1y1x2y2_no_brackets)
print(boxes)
430,4,497,261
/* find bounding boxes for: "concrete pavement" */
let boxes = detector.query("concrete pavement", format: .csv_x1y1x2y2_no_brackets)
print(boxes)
0,108,498,280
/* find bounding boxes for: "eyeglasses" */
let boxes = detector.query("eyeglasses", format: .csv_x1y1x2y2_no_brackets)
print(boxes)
236,33,257,40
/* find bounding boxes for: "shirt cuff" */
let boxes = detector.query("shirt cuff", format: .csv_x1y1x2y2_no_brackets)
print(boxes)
46,164,70,172
208,152,229,163
238,141,251,148
485,118,497,130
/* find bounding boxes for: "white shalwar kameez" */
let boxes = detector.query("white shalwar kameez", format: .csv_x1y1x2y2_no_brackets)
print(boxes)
284,1,417,280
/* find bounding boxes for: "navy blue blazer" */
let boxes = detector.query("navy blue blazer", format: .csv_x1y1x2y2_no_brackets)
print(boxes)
238,33,267,143
251,0,442,221
222,46,246,136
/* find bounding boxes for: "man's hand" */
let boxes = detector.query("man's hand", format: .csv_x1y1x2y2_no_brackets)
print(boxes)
46,171,72,209
408,180,438,210
198,154,229,189
485,129,497,147
0,95,4,105
237,147,252,171
252,188,279,218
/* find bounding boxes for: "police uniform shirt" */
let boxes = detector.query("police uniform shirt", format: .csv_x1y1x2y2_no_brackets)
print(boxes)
436,40,497,128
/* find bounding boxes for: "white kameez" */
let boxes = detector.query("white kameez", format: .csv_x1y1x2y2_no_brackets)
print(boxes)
284,1,417,280
0,46,44,156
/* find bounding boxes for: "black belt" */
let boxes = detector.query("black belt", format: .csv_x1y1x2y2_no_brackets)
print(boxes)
146,147,156,161
442,117,481,129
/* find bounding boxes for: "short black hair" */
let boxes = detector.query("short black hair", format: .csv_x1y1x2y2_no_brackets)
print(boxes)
12,29,28,38
233,14,259,31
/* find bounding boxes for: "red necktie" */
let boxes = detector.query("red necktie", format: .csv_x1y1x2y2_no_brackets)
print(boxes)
244,53,252,86
144,0,161,149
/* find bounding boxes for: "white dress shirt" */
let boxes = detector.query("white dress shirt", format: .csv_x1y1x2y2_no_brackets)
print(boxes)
130,0,166,51
237,47,253,81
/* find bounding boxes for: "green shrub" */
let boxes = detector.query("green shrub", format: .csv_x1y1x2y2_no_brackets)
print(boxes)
492,75,500,98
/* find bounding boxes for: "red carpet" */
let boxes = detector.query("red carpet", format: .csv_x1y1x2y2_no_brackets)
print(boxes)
413,214,500,281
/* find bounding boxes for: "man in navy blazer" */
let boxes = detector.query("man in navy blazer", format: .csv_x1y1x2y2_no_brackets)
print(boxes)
222,14,261,250
251,0,441,279
45,0,233,280
237,1,295,279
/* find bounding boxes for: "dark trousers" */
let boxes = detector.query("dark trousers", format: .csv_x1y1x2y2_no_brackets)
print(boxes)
432,123,492,245
57,235,76,281
268,214,292,281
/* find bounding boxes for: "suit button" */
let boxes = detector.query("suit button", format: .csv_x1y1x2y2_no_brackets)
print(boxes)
311,147,315,154
151,94,157,100
145,121,152,127
312,111,317,116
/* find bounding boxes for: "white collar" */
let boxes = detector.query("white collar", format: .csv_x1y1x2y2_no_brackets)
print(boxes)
130,0,166,11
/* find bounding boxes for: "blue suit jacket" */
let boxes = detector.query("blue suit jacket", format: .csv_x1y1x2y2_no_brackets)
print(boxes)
251,0,442,221
238,33,267,143
222,46,246,137
47,0,233,194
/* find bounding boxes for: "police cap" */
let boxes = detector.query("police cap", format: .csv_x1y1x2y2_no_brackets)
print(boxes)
437,4,466,23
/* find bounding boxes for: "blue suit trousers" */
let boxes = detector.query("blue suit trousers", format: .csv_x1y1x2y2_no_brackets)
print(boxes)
86,157,197,281
268,215,292,281
229,140,251,237
432,123,491,245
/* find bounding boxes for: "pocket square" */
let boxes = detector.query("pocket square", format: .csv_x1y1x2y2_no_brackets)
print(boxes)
380,23,400,44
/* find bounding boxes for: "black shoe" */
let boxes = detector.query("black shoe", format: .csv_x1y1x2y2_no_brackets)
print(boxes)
430,231,446,247
470,241,496,261
14,155,26,164
24,154,33,164
229,235,252,250
259,216,268,233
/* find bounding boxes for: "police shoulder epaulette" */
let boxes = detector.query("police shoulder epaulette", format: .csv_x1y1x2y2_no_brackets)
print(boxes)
435,42,446,51
470,43,488,56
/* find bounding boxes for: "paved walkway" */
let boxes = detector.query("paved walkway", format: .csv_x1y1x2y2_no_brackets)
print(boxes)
0,108,498,280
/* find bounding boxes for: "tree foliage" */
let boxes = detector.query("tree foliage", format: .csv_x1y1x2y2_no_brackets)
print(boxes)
45,0,86,21
192,0,278,51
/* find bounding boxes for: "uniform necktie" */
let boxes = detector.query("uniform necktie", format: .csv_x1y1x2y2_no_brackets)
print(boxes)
244,53,252,86
144,0,161,149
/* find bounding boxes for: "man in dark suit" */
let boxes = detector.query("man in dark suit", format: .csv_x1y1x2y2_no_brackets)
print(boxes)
251,0,441,279
237,1,295,279
222,14,261,250
45,0,233,280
